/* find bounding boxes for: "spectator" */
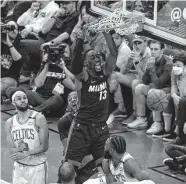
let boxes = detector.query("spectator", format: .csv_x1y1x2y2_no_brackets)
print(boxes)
128,40,173,133
6,46,75,115
114,35,150,123
1,21,25,96
1,1,32,22
163,144,186,174
71,4,104,53
17,0,59,39
106,32,131,121
58,162,76,184
58,91,78,148
161,54,186,143
19,0,79,82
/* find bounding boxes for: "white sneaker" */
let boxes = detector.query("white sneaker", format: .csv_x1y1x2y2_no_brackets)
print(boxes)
122,113,135,125
127,117,147,129
146,122,163,134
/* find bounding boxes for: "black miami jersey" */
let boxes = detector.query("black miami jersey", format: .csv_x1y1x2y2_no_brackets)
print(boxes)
76,73,109,124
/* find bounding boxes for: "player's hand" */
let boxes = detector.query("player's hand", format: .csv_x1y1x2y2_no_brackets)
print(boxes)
10,152,27,161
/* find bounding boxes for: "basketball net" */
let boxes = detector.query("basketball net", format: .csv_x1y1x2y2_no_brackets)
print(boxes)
85,9,144,35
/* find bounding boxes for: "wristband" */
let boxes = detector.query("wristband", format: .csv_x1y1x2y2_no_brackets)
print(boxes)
9,45,14,49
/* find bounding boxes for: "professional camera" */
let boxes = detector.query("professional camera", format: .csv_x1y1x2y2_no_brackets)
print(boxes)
42,42,66,64
1,23,16,39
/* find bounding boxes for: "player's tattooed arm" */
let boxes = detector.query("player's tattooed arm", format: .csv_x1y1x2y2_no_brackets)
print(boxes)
102,159,116,184
5,118,21,154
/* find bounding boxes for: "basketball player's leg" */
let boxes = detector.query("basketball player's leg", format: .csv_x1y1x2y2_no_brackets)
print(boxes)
91,125,109,168
12,162,48,184
76,125,109,184
29,162,48,184
65,123,91,184
128,84,150,129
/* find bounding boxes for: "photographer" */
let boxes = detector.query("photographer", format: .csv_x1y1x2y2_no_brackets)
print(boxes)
7,43,75,115
1,21,25,96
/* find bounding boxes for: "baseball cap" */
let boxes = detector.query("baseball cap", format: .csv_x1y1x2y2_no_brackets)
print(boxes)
132,35,147,43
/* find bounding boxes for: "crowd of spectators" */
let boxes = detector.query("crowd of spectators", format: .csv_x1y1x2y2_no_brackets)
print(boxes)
1,0,186,182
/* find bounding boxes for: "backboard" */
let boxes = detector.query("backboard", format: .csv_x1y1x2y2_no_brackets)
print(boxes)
86,0,186,50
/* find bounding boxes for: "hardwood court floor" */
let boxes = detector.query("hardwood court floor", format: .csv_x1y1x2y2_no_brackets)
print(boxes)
1,104,186,184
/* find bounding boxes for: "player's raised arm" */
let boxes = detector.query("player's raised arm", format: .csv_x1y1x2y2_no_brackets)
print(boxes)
71,26,86,80
103,32,118,76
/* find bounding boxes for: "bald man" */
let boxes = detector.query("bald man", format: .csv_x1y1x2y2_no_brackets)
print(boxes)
58,162,76,184
5,88,49,184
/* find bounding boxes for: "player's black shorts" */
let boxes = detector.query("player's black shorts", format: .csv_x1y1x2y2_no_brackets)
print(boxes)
66,121,109,166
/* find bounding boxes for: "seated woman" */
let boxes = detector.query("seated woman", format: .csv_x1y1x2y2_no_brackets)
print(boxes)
160,54,186,144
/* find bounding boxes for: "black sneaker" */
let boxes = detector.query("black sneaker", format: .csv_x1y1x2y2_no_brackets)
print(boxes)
163,132,177,142
172,136,186,145
152,129,171,138
113,109,128,118
163,158,178,170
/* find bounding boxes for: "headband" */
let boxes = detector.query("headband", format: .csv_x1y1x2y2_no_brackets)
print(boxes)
12,90,26,102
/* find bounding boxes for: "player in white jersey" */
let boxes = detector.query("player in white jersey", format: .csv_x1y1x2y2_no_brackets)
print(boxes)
83,135,155,184
5,89,49,184
102,135,155,184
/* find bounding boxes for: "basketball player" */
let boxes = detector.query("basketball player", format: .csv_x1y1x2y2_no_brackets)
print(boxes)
83,136,155,184
5,89,49,184
102,135,155,184
63,26,117,184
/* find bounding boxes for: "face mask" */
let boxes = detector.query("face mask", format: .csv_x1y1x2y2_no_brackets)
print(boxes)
173,66,183,76
104,150,112,159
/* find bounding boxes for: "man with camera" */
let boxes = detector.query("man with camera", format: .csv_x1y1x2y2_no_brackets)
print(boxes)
19,0,79,81
1,20,25,96
7,42,75,115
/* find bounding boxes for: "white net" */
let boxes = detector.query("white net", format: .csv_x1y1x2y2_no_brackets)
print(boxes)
86,9,142,35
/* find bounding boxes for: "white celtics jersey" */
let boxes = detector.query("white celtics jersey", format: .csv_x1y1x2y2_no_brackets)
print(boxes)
10,110,47,166
109,152,138,182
